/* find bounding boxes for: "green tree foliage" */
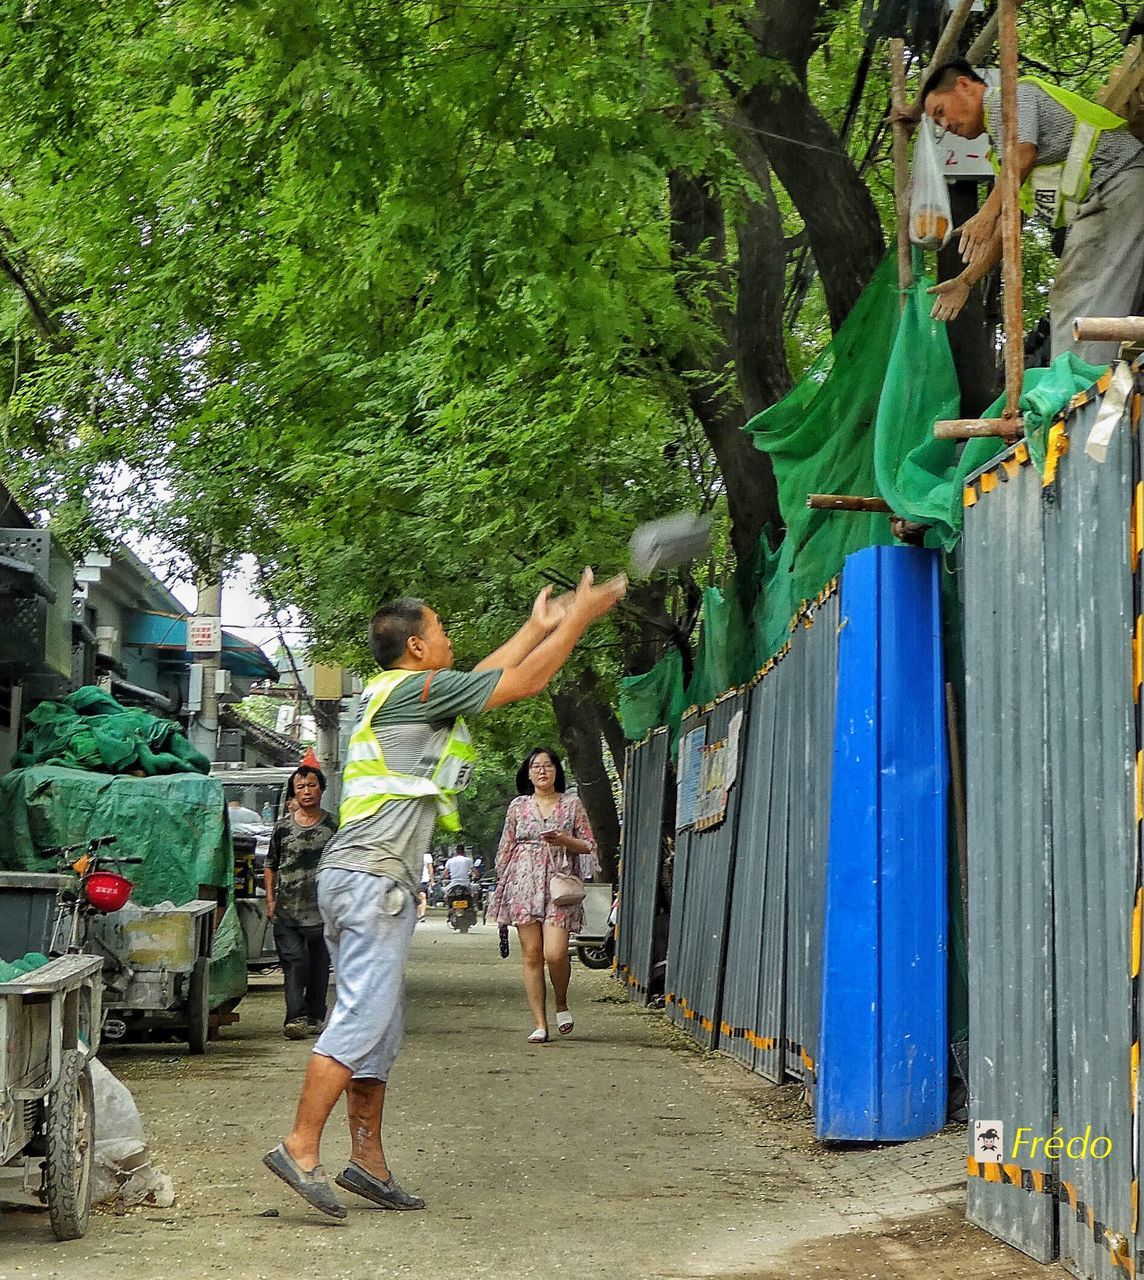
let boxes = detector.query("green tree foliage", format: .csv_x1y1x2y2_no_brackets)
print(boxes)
0,0,1137,831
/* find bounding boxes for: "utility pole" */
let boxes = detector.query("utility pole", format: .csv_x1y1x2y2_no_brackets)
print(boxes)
188,541,223,763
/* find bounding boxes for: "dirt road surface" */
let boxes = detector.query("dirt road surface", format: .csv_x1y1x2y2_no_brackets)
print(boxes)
1,916,1062,1279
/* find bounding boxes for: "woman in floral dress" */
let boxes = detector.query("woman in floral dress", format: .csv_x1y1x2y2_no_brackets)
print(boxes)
489,747,597,1043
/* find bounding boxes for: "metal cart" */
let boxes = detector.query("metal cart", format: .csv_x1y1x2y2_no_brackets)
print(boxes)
0,953,103,1240
89,901,216,1054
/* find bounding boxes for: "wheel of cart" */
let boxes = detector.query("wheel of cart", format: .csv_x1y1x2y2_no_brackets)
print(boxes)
0,953,103,1240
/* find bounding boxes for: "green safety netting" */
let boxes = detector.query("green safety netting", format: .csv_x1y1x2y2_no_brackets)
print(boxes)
619,253,1109,744
14,686,211,776
0,767,245,1007
875,279,1107,545
618,649,688,746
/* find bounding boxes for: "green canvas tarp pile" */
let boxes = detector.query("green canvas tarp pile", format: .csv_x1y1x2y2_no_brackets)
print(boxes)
0,767,246,1007
14,685,211,776
619,253,1108,744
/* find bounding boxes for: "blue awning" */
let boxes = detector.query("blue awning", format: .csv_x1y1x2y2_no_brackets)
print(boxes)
123,611,278,681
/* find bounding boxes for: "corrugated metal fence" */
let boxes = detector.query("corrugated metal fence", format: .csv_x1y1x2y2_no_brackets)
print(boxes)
961,360,1143,1278
615,727,670,1003
623,588,838,1087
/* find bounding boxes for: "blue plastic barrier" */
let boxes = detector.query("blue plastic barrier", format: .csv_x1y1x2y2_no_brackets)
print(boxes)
816,545,949,1141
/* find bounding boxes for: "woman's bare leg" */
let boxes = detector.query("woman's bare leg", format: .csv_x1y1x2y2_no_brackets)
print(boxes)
516,922,547,1032
543,923,572,1012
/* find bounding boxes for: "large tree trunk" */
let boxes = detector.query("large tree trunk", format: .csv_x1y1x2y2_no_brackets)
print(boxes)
738,0,885,329
551,672,622,882
667,165,785,574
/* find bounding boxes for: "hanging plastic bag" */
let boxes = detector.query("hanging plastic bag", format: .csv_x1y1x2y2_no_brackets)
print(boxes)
909,119,953,250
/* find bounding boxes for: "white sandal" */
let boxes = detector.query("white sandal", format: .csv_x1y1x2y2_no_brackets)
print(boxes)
555,1011,574,1036
527,1027,549,1044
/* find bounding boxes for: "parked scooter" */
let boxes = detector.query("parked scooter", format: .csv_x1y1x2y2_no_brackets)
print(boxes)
445,882,478,933
576,893,617,970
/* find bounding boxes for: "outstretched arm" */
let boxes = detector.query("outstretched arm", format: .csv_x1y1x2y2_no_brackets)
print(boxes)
474,586,568,673
929,226,1004,323
484,568,626,709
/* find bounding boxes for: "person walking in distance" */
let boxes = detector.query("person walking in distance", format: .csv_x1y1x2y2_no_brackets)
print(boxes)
263,568,625,1217
418,851,433,923
488,747,597,1043
264,763,338,1039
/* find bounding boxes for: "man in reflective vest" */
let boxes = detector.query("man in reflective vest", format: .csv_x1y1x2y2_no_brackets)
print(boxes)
264,568,626,1218
920,59,1144,365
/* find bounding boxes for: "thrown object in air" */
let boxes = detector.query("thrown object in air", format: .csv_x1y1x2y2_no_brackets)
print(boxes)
629,513,712,576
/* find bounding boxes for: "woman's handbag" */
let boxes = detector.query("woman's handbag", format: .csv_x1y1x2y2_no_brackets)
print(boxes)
549,852,586,908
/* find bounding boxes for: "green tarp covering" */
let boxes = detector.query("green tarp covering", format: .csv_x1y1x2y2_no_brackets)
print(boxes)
15,685,211,776
619,255,1108,744
0,767,245,1008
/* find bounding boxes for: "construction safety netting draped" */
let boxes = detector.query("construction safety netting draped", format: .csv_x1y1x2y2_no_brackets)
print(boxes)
619,253,1107,743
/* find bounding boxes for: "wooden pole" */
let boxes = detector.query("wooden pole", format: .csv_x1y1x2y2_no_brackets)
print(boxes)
889,38,914,297
806,494,894,513
966,8,1000,62
933,418,1023,440
920,0,980,90
999,0,1025,423
1073,316,1144,344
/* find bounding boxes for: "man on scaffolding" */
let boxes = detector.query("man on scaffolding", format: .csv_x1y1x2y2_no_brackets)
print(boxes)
919,58,1144,366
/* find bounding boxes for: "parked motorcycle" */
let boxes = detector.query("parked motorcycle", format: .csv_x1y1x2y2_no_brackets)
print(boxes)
576,892,617,970
445,882,478,934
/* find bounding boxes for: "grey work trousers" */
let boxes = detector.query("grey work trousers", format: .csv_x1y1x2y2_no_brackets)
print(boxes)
1051,164,1144,366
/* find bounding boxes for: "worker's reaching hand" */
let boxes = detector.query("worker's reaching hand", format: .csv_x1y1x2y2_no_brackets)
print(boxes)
928,275,972,323
957,207,1000,265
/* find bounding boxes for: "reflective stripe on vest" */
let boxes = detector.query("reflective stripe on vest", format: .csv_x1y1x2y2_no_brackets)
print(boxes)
338,669,477,833
984,76,1128,227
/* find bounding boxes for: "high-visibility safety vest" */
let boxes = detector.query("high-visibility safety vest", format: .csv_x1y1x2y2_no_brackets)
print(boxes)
339,670,477,834
984,75,1129,228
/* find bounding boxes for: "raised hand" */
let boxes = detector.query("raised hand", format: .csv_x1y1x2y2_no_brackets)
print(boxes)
571,568,627,622
531,584,569,632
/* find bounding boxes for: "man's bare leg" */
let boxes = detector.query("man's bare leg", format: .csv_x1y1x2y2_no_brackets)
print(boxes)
346,1078,390,1179
283,1051,353,1170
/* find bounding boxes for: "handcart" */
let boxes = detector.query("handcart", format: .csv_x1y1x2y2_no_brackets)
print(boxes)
0,953,103,1240
90,901,217,1055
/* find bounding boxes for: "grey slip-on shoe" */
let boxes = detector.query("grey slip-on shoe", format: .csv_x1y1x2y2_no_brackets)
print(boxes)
335,1162,426,1210
263,1143,347,1219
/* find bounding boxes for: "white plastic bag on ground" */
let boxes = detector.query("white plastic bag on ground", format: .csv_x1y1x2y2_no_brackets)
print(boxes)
90,1057,175,1208
909,119,953,250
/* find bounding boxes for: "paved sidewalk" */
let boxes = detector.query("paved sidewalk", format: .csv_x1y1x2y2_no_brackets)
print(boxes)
0,916,1061,1279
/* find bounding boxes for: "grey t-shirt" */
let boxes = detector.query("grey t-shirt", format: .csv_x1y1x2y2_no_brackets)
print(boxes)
985,82,1144,209
319,668,500,893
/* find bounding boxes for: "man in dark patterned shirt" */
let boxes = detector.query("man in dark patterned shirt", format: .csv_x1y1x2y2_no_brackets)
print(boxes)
265,765,338,1039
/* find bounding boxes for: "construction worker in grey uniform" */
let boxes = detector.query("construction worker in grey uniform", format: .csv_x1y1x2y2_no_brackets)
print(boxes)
920,58,1144,366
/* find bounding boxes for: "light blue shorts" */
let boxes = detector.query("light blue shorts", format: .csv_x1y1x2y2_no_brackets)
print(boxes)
312,868,416,1081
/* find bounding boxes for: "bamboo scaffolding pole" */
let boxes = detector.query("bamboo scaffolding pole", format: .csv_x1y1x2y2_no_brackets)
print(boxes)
966,8,1000,62
919,0,980,91
806,494,894,513
1073,316,1144,344
934,418,1023,440
998,0,1025,424
889,39,914,296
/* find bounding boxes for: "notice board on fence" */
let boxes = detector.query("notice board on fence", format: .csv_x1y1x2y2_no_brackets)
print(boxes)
681,709,744,833
676,725,705,831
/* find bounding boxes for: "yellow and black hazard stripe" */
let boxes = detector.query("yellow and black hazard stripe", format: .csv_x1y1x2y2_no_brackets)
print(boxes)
962,441,1032,510
664,993,716,1035
966,1160,1137,1275
716,1022,818,1079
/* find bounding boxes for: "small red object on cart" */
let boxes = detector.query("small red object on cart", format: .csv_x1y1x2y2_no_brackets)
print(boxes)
84,871,133,913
